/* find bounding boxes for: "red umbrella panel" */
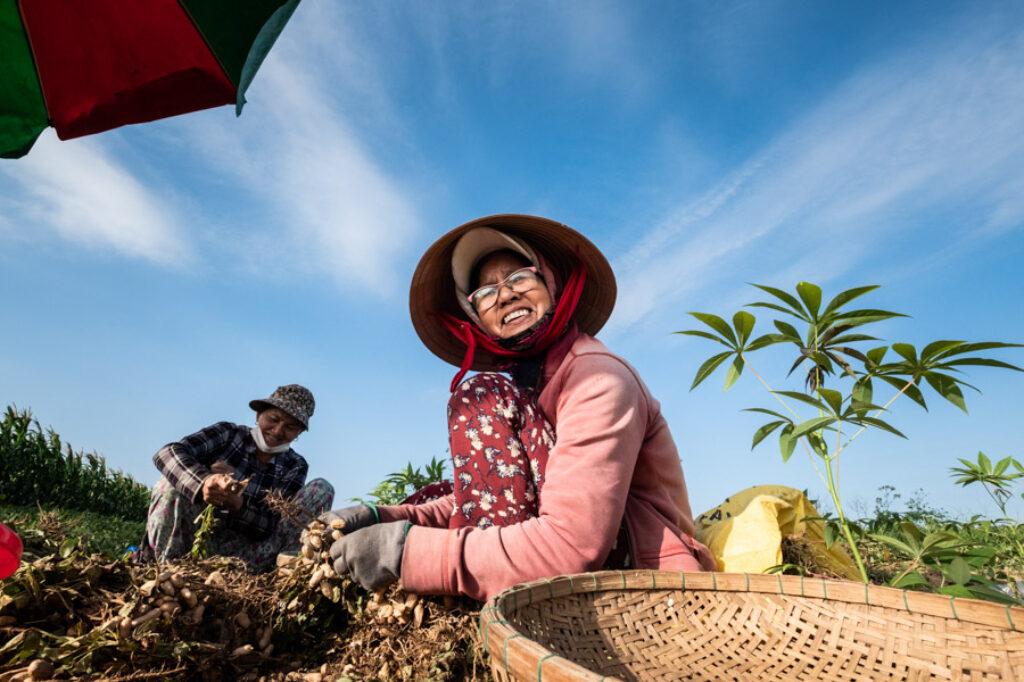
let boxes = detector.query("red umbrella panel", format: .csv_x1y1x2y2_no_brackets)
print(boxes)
0,0,301,159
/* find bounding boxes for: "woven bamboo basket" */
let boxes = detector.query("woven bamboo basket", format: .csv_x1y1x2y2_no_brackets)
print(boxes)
478,570,1024,681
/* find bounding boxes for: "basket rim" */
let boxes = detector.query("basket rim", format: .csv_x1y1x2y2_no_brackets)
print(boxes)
479,570,1024,682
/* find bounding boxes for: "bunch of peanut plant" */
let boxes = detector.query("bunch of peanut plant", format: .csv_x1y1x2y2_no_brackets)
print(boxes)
680,282,1022,582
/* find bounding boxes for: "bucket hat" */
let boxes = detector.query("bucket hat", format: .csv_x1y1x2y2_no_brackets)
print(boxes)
249,384,315,429
410,214,616,370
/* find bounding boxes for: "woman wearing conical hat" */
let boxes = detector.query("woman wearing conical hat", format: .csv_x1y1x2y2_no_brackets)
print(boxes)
324,215,715,601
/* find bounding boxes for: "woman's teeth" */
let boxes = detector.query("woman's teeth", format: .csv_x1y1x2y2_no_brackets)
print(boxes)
503,309,528,324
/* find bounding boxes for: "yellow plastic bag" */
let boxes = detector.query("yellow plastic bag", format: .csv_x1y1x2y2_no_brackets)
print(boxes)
694,484,860,580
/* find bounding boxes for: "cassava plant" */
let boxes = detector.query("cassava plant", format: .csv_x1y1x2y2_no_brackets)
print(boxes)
679,282,1022,582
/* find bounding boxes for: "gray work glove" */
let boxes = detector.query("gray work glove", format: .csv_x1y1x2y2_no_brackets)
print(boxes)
319,503,378,534
329,520,410,591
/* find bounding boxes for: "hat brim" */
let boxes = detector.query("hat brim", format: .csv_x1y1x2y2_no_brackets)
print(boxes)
409,214,617,371
249,399,309,429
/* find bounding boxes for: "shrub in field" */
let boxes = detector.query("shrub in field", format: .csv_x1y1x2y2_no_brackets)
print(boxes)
354,457,449,505
680,282,1022,583
0,406,149,521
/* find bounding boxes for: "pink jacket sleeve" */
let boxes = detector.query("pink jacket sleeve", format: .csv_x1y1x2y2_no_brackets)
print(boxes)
400,353,645,601
377,495,453,528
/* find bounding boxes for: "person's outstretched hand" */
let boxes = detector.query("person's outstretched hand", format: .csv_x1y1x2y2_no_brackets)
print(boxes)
319,504,378,534
329,521,410,591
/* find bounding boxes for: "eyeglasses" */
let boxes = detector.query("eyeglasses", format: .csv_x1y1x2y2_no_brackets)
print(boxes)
467,266,542,313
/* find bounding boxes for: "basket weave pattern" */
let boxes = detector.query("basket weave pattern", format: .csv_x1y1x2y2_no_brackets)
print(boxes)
479,571,1024,681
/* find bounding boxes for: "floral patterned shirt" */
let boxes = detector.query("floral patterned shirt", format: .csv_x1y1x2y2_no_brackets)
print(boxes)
153,421,308,540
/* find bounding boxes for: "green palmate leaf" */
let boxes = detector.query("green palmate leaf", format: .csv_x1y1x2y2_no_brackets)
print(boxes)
820,285,881,318
944,358,1024,372
733,311,755,346
744,407,793,421
852,416,906,438
920,340,966,362
796,282,822,317
891,571,929,589
826,333,878,345
806,431,830,457
823,521,840,548
778,423,797,462
851,378,873,406
747,301,802,319
794,414,834,440
773,319,802,342
930,340,1024,359
891,343,918,363
938,584,977,601
865,346,888,368
688,312,737,345
724,355,745,391
746,333,789,351
675,329,734,347
752,420,785,449
868,532,917,556
690,351,734,390
817,388,843,415
877,375,928,409
924,372,967,412
774,390,829,411
834,309,909,326
750,284,805,317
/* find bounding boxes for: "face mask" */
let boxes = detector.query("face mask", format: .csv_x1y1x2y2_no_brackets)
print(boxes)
250,426,292,454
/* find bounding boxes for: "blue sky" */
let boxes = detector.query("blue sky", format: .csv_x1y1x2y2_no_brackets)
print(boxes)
2,1,1023,521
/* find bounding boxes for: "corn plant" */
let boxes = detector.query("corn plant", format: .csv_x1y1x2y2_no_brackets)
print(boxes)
0,406,150,520
679,282,1022,583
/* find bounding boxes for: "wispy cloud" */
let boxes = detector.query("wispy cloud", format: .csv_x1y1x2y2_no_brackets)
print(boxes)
0,132,190,264
608,20,1024,335
187,4,421,297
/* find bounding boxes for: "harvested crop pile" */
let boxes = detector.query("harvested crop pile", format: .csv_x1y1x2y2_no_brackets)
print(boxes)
0,534,489,681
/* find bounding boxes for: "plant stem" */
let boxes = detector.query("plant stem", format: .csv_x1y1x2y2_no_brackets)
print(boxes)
836,376,917,456
741,357,801,420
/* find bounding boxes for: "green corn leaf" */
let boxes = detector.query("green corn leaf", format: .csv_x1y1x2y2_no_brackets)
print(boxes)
690,351,734,390
752,421,785,449
688,312,737,344
795,282,822,317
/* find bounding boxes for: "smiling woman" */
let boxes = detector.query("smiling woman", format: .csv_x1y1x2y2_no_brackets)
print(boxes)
143,384,334,572
319,215,717,601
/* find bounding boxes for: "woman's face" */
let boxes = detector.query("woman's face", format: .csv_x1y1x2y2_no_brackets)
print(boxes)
472,251,553,338
256,407,304,448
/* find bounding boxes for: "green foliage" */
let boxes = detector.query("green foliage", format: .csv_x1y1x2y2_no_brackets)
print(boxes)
0,406,151,521
353,457,449,506
679,282,1023,582
0,504,144,558
950,451,1024,518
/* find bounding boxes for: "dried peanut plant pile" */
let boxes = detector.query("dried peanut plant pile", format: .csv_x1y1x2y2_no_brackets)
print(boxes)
0,512,489,682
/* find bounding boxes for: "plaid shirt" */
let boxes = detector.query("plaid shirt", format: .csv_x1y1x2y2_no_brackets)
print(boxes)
153,421,308,540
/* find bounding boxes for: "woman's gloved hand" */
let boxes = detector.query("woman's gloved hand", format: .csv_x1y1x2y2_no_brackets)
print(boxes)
319,504,378,534
329,521,410,591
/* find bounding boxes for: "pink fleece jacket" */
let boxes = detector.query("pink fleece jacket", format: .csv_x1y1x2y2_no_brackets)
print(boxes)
378,329,714,601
